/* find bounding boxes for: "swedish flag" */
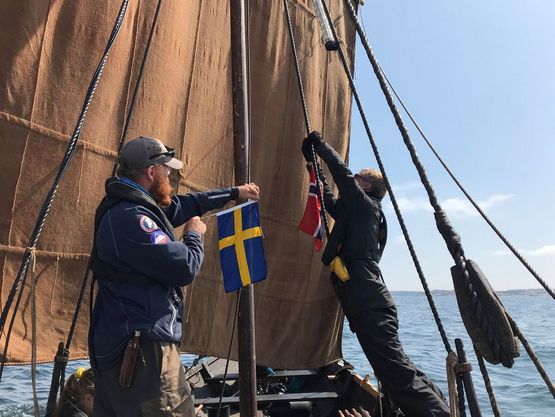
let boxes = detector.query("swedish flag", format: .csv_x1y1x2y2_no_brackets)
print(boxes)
217,201,267,293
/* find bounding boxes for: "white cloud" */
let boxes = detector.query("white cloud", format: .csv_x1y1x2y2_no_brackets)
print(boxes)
479,194,515,209
441,198,476,216
396,197,433,213
528,245,555,256
385,193,514,218
493,244,555,257
391,181,422,193
383,197,432,214
442,194,515,217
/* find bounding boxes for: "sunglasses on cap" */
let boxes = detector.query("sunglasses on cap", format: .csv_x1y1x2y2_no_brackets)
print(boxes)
148,146,175,162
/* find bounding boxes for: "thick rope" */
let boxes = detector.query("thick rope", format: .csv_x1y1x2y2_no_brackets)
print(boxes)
446,351,461,417
342,0,462,258
342,0,510,368
346,1,523,371
40,4,165,413
2,355,90,367
283,0,312,135
68,0,163,353
65,260,92,352
112,0,164,175
318,0,453,353
506,314,555,398
373,52,555,302
0,0,130,382
474,348,502,417
282,0,330,239
345,5,551,400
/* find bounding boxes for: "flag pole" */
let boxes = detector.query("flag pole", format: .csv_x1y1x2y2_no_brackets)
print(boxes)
230,0,257,416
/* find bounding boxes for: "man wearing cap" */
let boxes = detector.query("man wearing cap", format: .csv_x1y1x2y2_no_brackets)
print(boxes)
301,132,450,417
89,136,259,417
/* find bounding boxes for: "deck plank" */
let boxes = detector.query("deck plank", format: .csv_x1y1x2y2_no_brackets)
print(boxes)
194,391,339,406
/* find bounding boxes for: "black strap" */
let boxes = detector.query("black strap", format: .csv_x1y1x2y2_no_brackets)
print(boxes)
377,208,387,261
98,178,176,239
282,0,330,239
91,178,182,295
91,256,153,286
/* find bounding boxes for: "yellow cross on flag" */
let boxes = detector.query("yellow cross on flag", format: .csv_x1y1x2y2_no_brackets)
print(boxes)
216,201,267,292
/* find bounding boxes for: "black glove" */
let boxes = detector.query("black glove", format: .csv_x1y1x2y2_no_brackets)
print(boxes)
301,131,325,162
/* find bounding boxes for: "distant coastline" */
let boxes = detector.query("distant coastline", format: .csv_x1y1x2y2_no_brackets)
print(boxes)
392,288,547,296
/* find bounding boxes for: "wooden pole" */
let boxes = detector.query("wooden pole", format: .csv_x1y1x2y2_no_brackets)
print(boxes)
455,338,482,417
230,0,257,416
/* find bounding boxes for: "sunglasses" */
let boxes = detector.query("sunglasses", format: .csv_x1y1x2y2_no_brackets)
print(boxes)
149,146,175,162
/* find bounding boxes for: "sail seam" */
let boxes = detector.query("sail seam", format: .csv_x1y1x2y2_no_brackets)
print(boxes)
288,0,317,18
0,111,118,158
178,0,204,172
117,1,143,144
6,0,54,252
0,244,90,260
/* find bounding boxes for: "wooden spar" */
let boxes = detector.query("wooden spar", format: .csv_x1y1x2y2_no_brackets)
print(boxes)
230,0,257,416
455,338,482,417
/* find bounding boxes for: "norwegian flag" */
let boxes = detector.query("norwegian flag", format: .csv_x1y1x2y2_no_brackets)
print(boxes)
298,165,323,251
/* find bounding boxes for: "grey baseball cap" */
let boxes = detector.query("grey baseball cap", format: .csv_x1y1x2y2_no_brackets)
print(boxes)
118,136,183,170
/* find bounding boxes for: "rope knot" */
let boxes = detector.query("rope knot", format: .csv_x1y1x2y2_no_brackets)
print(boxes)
25,246,37,272
446,351,460,417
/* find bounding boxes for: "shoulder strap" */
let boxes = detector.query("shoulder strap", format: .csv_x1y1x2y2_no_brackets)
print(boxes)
377,208,388,260
91,255,153,285
90,178,172,287
103,177,176,238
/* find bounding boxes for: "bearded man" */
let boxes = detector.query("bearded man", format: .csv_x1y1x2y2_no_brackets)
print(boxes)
89,136,259,417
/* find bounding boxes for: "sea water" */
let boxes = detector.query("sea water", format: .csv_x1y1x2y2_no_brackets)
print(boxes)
1,291,553,416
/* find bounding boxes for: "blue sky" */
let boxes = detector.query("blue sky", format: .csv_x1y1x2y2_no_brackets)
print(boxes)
346,1,555,290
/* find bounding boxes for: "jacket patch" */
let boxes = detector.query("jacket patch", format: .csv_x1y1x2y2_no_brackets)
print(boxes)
151,230,169,245
140,215,159,233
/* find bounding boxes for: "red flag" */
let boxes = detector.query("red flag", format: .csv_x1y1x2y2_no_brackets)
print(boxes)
298,165,323,251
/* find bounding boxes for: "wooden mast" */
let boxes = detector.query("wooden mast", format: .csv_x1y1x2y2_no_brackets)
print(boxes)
230,0,257,416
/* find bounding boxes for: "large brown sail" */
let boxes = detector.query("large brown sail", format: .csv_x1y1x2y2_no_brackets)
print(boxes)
0,0,355,368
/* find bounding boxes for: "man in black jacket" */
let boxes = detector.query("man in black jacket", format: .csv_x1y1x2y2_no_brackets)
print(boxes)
302,132,450,417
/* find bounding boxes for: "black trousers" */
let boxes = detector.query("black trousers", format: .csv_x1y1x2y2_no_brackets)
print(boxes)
332,269,450,417
349,306,451,417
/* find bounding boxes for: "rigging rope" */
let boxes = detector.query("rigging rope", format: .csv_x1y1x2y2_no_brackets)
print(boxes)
43,2,164,415
373,43,555,303
506,314,555,398
342,0,517,371
345,0,555,397
446,351,461,417
0,0,130,382
112,0,164,175
344,0,555,409
283,0,330,239
69,0,164,355
342,0,507,409
474,348,502,417
317,0,453,353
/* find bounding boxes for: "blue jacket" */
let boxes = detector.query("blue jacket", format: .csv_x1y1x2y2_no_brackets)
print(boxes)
89,177,238,368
